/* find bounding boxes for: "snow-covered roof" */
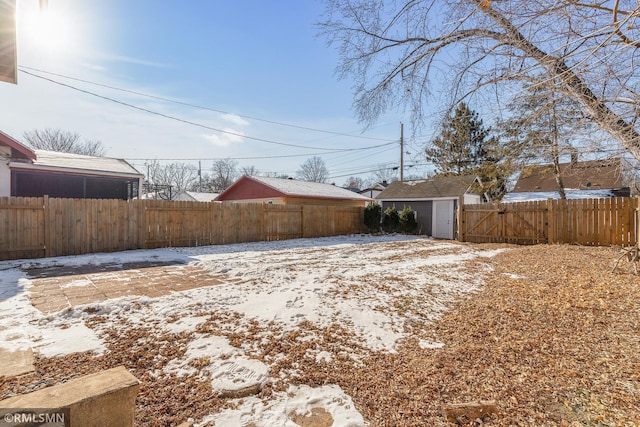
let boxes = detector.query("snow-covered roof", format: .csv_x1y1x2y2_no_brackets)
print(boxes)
249,176,371,200
12,150,143,178
502,189,620,202
175,191,219,202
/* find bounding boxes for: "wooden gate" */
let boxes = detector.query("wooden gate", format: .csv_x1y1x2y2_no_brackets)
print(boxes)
460,201,547,244
460,197,638,246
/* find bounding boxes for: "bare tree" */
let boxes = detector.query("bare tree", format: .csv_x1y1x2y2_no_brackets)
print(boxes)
240,165,259,177
204,159,239,192
297,156,329,182
320,1,640,161
344,176,365,189
23,128,106,156
499,80,597,199
370,164,398,184
146,160,198,199
263,172,291,179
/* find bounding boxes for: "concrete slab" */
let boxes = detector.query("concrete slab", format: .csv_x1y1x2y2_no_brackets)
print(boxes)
26,264,235,313
0,348,35,377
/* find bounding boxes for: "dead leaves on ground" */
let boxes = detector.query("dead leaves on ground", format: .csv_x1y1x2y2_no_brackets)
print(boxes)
2,244,640,426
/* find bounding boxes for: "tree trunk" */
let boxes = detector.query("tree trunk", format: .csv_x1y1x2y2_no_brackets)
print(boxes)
478,1,640,161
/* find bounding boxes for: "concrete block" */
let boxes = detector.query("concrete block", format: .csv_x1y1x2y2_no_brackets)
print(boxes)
0,366,139,427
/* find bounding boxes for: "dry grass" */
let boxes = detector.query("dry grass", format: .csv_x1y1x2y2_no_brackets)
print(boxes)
2,243,640,426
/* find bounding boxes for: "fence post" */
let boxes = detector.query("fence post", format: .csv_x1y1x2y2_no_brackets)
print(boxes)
636,196,640,247
546,198,555,244
43,195,51,258
457,197,465,242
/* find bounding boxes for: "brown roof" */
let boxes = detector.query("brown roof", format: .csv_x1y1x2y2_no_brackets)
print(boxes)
375,175,479,200
512,158,625,192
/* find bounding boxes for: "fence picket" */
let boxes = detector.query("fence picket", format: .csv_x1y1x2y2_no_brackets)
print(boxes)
460,197,637,246
0,198,365,260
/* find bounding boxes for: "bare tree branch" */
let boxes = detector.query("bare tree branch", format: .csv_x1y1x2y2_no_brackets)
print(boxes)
321,0,640,161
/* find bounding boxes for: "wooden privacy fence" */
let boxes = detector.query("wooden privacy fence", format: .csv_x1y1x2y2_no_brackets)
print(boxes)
0,196,366,261
460,197,638,246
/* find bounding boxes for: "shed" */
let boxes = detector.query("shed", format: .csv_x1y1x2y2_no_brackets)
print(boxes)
375,175,483,238
215,176,371,207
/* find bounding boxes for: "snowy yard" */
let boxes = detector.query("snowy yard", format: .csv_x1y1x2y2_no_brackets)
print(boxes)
0,235,504,425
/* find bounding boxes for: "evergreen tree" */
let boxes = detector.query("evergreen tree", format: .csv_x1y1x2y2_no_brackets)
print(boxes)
426,103,490,175
426,103,508,200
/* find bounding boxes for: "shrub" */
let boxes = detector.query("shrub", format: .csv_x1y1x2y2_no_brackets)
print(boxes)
382,205,400,233
399,205,418,233
364,203,382,232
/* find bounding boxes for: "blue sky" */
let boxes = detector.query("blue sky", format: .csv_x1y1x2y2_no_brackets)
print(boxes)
2,0,434,185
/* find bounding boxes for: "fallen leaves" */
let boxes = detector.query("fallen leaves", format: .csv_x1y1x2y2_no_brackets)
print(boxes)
2,243,640,426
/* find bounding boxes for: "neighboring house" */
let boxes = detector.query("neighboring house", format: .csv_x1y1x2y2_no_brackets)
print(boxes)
375,175,485,239
215,175,371,207
358,181,389,200
174,191,219,202
0,130,143,200
503,157,630,202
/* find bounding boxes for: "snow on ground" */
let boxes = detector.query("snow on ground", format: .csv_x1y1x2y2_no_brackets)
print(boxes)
0,234,504,426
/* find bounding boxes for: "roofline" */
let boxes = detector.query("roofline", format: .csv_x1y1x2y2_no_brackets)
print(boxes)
216,175,282,200
9,162,144,179
509,187,628,193
218,175,372,201
0,130,36,160
376,176,482,200
282,194,373,201
377,195,472,202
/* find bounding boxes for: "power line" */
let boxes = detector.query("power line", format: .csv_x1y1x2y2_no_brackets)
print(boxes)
18,68,397,153
18,65,394,143
124,147,372,162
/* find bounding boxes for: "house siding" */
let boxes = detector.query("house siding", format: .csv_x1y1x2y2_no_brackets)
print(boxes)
217,181,284,201
285,196,366,207
218,196,364,206
0,146,10,197
381,200,433,235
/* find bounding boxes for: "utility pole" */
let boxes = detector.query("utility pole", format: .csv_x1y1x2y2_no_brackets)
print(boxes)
400,122,404,181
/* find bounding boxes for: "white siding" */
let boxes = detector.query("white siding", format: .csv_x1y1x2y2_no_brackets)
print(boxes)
463,194,482,204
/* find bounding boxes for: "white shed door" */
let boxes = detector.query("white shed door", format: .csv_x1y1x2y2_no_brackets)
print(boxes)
433,200,453,239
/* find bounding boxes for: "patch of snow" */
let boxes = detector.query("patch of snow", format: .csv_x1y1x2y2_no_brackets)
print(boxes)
503,272,527,279
209,358,270,393
419,340,445,349
33,321,106,357
0,271,105,356
502,189,615,202
61,279,93,288
164,315,208,334
199,384,365,427
314,350,333,363
0,234,507,425
164,334,269,393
